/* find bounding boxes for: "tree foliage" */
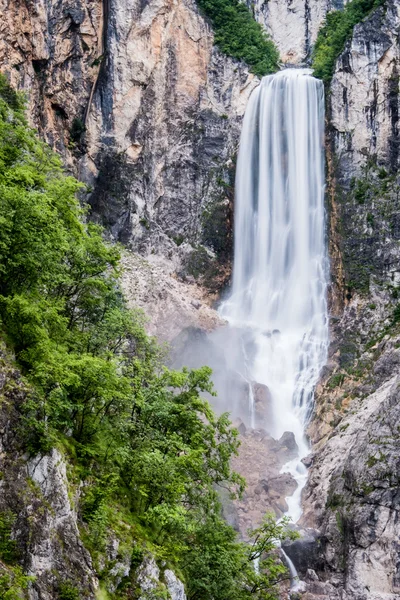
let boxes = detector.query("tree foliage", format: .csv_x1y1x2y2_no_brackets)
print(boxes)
197,0,279,77
183,514,297,600
312,0,385,82
0,73,293,598
0,565,34,600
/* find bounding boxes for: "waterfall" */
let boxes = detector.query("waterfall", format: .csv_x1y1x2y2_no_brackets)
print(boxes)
220,68,329,523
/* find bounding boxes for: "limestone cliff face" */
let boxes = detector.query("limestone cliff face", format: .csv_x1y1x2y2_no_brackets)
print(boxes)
295,3,400,598
0,0,104,165
245,0,346,65
0,0,346,271
330,1,400,179
83,0,258,266
0,0,258,277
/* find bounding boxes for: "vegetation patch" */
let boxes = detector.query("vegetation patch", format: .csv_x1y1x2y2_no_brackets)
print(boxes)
0,73,296,599
58,581,81,600
196,0,279,76
0,566,34,600
0,512,18,564
327,373,345,389
312,0,385,82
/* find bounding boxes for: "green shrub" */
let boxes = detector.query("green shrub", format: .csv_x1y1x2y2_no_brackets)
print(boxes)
58,581,80,600
0,512,18,563
197,0,279,76
0,566,34,600
328,373,345,389
312,0,385,82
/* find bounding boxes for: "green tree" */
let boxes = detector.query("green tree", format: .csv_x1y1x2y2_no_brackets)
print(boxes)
197,0,279,76
0,567,34,600
183,514,297,600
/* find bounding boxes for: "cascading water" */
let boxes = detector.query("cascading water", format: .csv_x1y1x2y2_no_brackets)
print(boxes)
220,68,329,523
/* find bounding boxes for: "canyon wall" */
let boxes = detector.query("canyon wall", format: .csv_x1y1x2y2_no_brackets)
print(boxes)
0,0,342,273
2,0,400,599
295,2,400,599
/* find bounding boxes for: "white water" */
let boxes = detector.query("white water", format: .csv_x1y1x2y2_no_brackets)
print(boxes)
220,68,329,523
281,548,301,591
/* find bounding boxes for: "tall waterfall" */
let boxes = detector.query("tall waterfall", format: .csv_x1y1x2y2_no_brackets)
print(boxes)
220,68,329,522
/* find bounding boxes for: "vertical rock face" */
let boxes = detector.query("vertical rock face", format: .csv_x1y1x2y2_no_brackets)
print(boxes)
83,0,257,259
330,1,400,180
1,0,257,267
298,2,400,598
326,0,400,300
245,0,345,64
0,0,104,165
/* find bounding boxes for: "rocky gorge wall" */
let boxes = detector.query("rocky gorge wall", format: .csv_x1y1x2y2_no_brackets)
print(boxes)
0,0,260,289
2,0,400,599
292,2,400,599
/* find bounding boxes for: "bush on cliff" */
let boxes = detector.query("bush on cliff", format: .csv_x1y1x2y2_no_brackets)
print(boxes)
197,0,279,76
0,73,294,598
312,0,385,82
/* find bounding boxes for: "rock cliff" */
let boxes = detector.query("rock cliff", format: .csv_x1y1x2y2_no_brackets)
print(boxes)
2,0,400,598
0,0,258,284
293,2,400,598
245,0,346,65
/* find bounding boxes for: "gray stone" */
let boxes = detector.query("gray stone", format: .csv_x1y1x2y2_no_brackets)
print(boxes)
164,569,187,600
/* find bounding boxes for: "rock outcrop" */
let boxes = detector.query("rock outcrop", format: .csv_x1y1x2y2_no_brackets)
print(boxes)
83,0,258,275
120,250,224,342
330,1,400,180
246,0,344,65
0,0,104,165
230,429,299,536
301,372,400,599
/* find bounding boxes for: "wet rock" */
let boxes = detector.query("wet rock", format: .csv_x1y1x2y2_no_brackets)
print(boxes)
282,529,325,578
231,428,302,535
306,569,319,582
278,431,299,460
252,381,274,430
232,418,247,435
301,454,313,468
268,473,298,498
